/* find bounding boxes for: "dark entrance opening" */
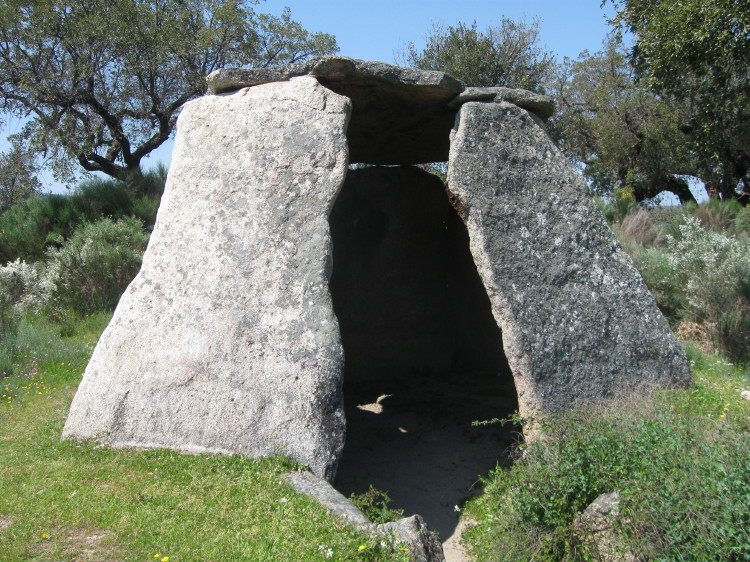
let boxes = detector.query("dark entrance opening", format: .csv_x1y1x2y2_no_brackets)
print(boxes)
329,165,520,540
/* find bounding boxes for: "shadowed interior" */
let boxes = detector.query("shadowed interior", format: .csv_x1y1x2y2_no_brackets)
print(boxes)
329,165,520,540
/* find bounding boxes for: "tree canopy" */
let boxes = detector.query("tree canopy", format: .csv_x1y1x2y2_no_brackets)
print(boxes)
0,144,40,209
0,0,338,186
608,0,750,201
402,18,555,93
550,37,697,203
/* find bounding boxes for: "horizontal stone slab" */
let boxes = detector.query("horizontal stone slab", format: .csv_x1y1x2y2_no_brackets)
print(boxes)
206,57,551,164
447,86,554,121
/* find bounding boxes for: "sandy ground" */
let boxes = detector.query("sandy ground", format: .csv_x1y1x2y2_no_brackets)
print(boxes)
334,371,519,561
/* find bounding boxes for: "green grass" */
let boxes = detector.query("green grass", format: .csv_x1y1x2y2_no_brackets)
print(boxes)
5,310,750,561
0,316,407,561
461,350,750,561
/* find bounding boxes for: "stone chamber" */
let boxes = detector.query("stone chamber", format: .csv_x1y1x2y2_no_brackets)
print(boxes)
329,165,520,538
62,57,692,545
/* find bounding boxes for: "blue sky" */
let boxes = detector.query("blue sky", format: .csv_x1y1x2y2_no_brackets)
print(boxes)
3,1,618,192
261,0,616,63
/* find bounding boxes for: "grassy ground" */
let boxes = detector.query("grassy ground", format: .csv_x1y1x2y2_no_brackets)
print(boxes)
462,344,750,561
0,317,407,561
3,309,749,560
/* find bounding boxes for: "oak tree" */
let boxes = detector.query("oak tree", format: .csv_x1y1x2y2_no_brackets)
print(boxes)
608,0,750,200
0,0,338,188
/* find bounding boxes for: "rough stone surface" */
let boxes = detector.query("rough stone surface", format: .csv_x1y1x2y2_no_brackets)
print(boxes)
447,86,555,121
207,57,463,95
741,390,750,401
285,471,445,561
446,101,692,420
381,515,445,562
62,77,351,481
574,492,635,562
285,471,372,529
209,56,464,164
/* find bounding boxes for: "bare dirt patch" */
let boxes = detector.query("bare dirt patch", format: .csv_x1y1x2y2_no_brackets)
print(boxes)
334,370,519,559
35,528,113,560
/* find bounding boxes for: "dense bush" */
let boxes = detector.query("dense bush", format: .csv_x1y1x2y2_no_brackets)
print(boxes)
42,216,149,315
607,200,750,360
0,166,165,263
0,259,46,337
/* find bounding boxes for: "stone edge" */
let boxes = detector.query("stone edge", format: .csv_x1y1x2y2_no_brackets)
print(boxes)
284,471,445,562
205,56,552,120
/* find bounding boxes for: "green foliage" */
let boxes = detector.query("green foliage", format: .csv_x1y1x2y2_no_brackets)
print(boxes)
666,217,750,359
0,145,41,210
463,358,750,560
694,197,744,233
0,0,338,182
402,18,555,92
732,206,750,237
0,169,162,263
550,37,697,203
0,259,49,339
632,247,686,322
43,217,149,314
608,201,750,360
349,486,404,525
0,314,407,561
609,0,750,200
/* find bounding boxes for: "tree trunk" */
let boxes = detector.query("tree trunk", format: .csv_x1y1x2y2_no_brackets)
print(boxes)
705,179,720,200
116,167,146,196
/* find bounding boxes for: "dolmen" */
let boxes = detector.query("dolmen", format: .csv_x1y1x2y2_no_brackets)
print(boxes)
62,57,691,481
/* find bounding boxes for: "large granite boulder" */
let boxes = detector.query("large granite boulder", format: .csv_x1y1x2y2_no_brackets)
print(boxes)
447,101,691,417
62,76,351,480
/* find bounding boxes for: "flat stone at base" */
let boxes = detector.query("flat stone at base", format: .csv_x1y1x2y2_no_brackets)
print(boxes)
285,471,445,562
62,77,351,481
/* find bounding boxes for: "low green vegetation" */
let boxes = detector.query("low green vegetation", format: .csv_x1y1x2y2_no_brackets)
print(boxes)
606,195,750,362
0,168,164,264
462,199,750,560
463,348,750,560
0,316,408,561
348,486,404,525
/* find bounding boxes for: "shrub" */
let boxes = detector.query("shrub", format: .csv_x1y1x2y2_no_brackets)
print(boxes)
595,188,637,224
348,486,404,524
43,216,149,314
0,167,164,263
666,217,750,359
613,204,750,359
463,390,750,561
0,193,69,262
693,198,743,233
732,205,750,237
632,247,685,323
0,259,50,337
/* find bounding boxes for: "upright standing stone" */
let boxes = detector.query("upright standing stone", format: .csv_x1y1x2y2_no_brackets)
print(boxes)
447,102,691,419
62,77,351,480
